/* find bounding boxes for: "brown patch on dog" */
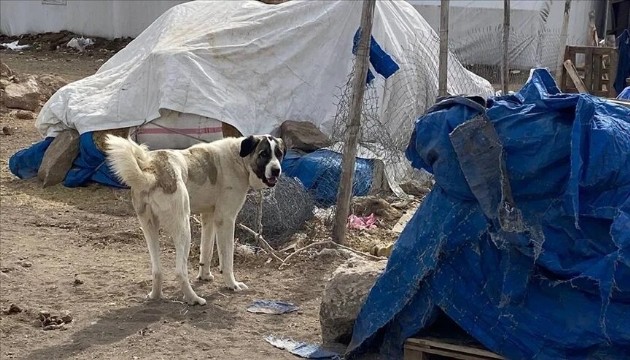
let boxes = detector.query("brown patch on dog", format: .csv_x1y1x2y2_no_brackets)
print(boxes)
146,151,178,194
187,148,218,185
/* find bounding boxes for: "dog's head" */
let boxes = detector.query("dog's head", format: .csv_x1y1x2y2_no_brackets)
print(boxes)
239,134,286,189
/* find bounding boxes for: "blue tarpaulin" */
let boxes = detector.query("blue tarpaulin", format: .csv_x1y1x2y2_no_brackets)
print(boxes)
9,132,124,188
9,136,375,205
282,149,374,207
348,69,630,359
614,29,630,96
618,86,630,101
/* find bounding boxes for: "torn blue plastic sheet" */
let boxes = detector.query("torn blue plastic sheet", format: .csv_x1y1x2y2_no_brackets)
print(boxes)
247,300,299,315
618,86,630,100
352,27,400,84
347,69,630,360
265,335,341,360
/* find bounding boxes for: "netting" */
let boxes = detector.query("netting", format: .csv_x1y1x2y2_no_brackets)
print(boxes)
235,176,315,248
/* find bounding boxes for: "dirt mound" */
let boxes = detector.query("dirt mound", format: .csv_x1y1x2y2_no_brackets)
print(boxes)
0,60,68,115
0,30,132,54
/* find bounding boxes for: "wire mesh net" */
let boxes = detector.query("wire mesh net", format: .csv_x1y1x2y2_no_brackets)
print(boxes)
236,176,315,248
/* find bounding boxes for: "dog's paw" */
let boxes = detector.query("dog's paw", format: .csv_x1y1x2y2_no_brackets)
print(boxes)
196,272,215,282
183,294,207,306
146,291,164,300
227,282,248,292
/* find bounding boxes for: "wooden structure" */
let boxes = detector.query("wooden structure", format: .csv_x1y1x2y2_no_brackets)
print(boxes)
404,338,505,360
560,45,619,97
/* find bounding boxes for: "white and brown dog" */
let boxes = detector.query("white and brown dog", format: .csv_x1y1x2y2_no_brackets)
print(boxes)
105,134,285,305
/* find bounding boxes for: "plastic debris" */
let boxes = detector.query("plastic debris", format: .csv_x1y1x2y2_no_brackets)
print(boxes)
247,300,299,315
347,213,376,230
1,41,30,51
67,37,94,52
264,335,341,359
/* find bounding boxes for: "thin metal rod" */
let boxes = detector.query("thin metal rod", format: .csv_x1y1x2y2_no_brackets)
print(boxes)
502,0,510,94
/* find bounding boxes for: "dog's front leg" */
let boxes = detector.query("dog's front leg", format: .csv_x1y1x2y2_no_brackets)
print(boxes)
197,212,216,281
216,218,248,291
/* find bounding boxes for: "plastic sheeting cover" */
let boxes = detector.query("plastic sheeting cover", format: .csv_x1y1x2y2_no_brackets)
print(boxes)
35,0,493,138
347,69,630,359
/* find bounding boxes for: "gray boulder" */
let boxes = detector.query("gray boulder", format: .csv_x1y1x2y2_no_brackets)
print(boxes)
320,257,387,344
280,120,331,152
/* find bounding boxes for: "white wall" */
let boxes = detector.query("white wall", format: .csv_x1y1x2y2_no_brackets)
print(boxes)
0,0,187,39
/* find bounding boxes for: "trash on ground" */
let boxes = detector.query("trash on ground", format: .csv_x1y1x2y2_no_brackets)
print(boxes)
1,41,30,51
247,300,299,315
264,335,341,359
66,37,94,52
347,214,376,230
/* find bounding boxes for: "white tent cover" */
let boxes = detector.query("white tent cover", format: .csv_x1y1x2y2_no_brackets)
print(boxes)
36,0,494,139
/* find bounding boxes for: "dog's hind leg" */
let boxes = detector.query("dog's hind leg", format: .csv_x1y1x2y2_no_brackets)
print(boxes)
161,189,206,306
133,196,164,300
196,212,216,281
216,217,248,291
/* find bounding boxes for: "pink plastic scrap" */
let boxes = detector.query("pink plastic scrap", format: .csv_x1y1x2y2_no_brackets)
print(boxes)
347,213,377,230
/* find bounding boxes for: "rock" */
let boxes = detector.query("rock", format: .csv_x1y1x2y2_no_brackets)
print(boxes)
2,304,23,315
319,257,387,344
37,129,80,187
351,196,401,222
34,74,68,99
38,310,51,322
14,110,34,120
0,61,13,77
400,180,431,197
3,78,40,111
280,120,332,152
2,127,14,135
60,310,73,323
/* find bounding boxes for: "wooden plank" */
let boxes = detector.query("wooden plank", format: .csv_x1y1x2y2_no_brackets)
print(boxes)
405,345,499,360
609,49,619,97
593,53,602,92
607,99,630,108
404,345,428,360
564,60,588,93
583,47,593,92
406,338,505,359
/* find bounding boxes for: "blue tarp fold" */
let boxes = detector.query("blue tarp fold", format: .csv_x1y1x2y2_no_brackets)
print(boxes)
348,69,630,360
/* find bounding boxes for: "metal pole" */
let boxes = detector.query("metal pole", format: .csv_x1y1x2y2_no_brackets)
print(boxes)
502,0,510,94
438,0,450,97
332,0,376,244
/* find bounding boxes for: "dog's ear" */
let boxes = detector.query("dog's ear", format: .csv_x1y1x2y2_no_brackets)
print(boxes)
276,137,286,157
239,135,259,157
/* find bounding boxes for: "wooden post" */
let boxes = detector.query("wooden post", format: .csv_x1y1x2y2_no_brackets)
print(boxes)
438,0,449,97
501,0,510,94
603,0,611,44
332,0,376,244
555,0,572,84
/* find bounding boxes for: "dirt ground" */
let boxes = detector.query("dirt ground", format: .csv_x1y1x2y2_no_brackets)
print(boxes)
0,49,399,360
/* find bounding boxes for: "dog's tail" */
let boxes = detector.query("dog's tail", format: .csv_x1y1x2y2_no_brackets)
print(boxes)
104,135,156,189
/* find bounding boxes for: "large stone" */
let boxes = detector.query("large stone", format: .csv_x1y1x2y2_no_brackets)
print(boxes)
352,196,401,222
400,180,431,197
320,257,387,344
280,120,331,152
37,129,80,187
0,61,13,77
3,78,40,111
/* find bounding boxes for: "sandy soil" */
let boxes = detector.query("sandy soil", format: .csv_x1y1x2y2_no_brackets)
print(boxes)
0,50,377,360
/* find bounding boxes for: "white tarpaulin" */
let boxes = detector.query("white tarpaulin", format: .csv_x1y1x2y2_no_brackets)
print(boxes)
37,0,494,139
